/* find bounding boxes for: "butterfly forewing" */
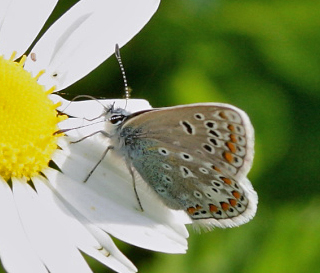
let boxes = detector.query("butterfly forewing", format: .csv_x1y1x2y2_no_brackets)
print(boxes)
119,103,256,228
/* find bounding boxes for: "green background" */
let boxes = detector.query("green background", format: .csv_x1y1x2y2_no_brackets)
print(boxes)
3,0,320,272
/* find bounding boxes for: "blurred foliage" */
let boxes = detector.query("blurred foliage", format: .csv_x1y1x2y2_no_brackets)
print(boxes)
3,0,319,272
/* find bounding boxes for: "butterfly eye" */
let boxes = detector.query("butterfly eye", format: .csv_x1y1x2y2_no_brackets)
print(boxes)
110,114,126,125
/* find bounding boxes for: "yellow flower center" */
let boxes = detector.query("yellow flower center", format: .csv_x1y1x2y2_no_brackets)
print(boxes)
0,53,65,181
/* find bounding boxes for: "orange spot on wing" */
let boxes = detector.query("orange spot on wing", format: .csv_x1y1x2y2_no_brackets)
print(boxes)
223,152,233,163
219,111,227,119
226,142,237,153
209,204,218,212
187,207,196,215
221,202,230,211
187,205,203,215
229,199,237,207
228,124,235,132
212,166,221,173
222,177,232,185
230,134,237,143
232,191,241,199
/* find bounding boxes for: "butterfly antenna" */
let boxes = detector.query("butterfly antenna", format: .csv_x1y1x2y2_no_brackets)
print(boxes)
115,44,131,108
58,94,106,114
55,95,111,135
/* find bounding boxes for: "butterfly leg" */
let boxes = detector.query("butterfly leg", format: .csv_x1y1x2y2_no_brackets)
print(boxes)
83,145,114,183
126,161,144,212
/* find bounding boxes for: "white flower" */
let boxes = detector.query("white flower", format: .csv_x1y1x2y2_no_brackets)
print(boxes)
0,0,189,272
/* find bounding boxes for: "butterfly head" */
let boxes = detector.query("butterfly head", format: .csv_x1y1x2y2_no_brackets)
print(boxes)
103,103,131,134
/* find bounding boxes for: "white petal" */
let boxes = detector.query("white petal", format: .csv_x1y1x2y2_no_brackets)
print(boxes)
75,222,137,273
33,173,136,272
11,178,93,273
0,179,47,273
0,0,11,30
25,0,160,90
51,95,152,120
50,97,189,252
31,176,100,248
0,0,58,59
44,154,189,253
33,174,137,273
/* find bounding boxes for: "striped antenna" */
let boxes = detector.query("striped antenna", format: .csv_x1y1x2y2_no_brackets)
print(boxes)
115,44,131,101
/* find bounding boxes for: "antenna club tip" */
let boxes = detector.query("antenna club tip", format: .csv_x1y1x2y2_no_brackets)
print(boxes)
115,44,120,57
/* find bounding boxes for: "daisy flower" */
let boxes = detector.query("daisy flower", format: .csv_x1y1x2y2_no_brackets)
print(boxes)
0,0,189,272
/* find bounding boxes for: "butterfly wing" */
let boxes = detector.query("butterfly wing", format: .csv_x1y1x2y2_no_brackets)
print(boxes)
121,103,257,228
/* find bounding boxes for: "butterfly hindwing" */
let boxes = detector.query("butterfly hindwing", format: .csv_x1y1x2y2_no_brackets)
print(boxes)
119,103,257,228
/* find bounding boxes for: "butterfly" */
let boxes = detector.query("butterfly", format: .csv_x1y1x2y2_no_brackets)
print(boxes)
67,44,257,229
92,101,258,229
